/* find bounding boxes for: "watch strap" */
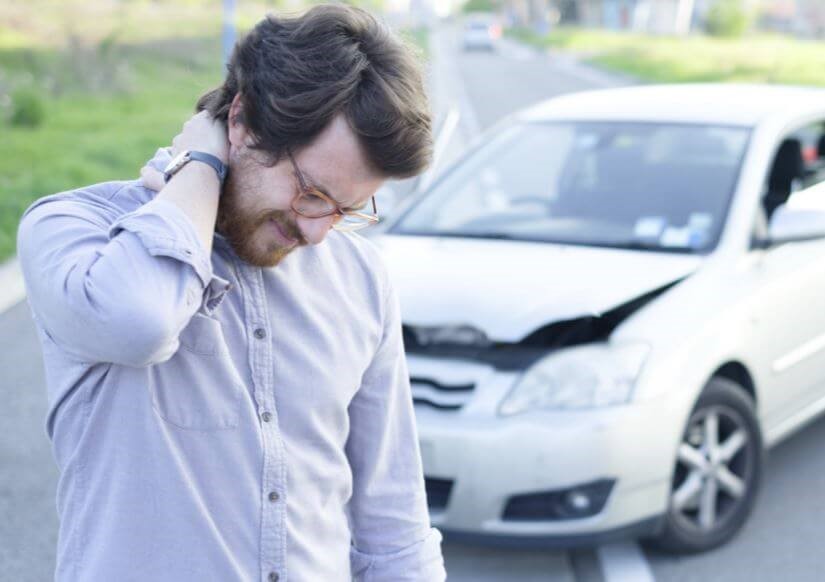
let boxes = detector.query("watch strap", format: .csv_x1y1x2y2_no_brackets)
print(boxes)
164,150,228,185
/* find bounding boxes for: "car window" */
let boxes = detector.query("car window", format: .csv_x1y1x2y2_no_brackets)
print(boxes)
763,120,825,220
392,121,749,253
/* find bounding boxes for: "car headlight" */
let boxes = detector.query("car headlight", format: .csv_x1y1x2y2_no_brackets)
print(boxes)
498,342,650,416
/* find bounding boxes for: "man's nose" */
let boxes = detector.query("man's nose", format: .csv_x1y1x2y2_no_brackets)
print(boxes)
297,214,338,245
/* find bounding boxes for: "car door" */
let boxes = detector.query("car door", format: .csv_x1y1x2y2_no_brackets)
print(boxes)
747,121,825,431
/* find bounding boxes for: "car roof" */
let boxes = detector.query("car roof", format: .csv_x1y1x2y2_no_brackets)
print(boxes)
518,83,825,127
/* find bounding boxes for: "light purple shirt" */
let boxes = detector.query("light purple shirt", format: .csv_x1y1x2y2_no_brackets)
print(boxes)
17,149,445,582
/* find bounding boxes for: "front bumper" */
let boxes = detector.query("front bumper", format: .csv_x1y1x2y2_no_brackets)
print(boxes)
440,516,664,549
414,376,684,542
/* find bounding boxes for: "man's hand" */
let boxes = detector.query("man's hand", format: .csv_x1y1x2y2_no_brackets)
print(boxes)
140,111,229,192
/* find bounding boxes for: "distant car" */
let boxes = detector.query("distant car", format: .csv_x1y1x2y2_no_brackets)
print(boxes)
373,84,825,553
462,16,501,51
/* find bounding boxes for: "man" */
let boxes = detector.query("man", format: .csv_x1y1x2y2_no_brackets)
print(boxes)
17,5,445,581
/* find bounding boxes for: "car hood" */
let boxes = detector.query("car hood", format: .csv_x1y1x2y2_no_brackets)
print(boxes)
373,234,703,342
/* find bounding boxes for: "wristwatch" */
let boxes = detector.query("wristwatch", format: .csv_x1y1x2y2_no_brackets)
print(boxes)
163,150,228,185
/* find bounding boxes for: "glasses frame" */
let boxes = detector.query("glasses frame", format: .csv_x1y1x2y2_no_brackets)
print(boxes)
287,150,379,232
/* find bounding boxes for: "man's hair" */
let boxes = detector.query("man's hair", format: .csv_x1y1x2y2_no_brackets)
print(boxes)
197,4,432,178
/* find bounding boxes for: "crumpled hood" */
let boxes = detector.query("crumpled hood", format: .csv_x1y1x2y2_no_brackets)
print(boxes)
374,234,703,342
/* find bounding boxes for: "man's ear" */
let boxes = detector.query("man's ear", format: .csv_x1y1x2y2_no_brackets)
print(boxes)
228,93,255,148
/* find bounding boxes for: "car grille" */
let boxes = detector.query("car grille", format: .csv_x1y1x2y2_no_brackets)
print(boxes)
411,377,475,411
424,477,454,510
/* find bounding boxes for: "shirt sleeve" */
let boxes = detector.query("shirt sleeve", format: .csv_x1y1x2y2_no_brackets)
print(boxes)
345,278,446,582
17,189,224,367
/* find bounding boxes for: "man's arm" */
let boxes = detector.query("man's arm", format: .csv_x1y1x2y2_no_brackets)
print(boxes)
345,277,446,581
153,112,227,255
17,113,227,367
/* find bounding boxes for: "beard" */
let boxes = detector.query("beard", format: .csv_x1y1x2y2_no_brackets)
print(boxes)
215,154,306,268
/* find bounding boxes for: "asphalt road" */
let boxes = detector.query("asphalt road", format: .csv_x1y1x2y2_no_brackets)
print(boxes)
5,23,825,582
0,300,58,581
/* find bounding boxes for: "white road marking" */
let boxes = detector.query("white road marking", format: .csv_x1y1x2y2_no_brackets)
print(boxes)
0,258,25,316
597,542,655,582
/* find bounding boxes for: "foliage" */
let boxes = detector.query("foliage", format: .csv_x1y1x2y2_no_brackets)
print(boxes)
9,88,46,127
462,0,499,14
0,31,225,261
705,0,752,38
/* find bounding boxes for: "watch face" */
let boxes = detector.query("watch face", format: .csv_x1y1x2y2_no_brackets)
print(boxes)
164,151,190,175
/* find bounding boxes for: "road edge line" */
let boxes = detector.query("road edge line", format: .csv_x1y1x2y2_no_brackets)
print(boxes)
597,541,656,582
0,256,25,316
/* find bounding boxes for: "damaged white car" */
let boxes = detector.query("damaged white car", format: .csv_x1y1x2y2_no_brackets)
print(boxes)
372,84,825,552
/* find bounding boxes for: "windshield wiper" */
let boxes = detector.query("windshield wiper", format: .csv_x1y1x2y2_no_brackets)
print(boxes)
596,240,695,253
411,231,520,241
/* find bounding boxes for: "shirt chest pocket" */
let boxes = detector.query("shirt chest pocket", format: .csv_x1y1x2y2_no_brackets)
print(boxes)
149,313,242,430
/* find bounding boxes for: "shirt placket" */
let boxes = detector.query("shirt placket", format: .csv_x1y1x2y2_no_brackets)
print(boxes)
238,262,288,582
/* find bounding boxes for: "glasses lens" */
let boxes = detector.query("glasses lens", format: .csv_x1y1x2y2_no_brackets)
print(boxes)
333,213,379,232
295,191,335,217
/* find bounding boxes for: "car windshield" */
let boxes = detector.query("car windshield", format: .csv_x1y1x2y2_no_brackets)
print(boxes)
392,121,750,253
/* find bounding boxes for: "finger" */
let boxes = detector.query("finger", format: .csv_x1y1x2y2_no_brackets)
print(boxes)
171,134,183,155
139,166,165,192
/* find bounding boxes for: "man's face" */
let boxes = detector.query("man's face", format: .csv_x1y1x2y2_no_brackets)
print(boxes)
217,111,385,268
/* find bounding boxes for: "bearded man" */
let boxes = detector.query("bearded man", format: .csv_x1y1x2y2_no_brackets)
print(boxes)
17,5,445,581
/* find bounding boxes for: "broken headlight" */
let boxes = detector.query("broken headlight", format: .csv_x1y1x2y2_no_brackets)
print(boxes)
498,342,650,415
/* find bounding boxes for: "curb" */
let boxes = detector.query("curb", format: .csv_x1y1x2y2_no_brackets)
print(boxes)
0,256,25,316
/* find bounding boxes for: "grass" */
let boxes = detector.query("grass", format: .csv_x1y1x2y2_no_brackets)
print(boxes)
0,2,429,263
401,25,430,60
509,27,825,87
0,37,224,261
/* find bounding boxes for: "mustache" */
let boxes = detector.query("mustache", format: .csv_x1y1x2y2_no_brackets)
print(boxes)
260,211,307,245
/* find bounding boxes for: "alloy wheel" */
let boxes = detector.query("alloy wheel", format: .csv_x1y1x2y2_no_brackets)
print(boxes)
669,404,754,534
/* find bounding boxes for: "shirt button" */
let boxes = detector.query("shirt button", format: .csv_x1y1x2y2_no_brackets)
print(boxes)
254,328,267,340
261,411,272,423
269,491,280,502
268,572,279,582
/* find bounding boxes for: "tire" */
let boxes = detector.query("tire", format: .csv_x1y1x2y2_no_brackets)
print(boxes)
649,377,764,554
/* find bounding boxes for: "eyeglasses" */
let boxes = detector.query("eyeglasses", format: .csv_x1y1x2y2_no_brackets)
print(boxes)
287,150,379,232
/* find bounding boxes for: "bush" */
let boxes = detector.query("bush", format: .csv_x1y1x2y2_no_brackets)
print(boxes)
10,89,46,128
462,0,499,13
706,0,752,38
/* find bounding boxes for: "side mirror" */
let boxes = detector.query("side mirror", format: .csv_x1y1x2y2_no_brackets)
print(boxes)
363,184,402,238
374,183,400,219
754,205,825,248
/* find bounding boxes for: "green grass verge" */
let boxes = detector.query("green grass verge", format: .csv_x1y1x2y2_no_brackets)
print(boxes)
509,27,825,87
0,38,224,262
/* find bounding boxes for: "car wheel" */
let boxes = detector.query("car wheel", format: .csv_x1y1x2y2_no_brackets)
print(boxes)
651,377,764,553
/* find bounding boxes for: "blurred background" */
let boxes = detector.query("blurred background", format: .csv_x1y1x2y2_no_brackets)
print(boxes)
4,0,825,265
4,1,825,581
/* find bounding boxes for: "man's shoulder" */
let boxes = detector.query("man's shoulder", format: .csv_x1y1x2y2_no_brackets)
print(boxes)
21,179,153,224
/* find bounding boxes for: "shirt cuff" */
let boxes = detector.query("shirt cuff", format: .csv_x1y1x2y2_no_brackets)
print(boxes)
108,197,213,287
202,276,233,315
350,528,446,582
